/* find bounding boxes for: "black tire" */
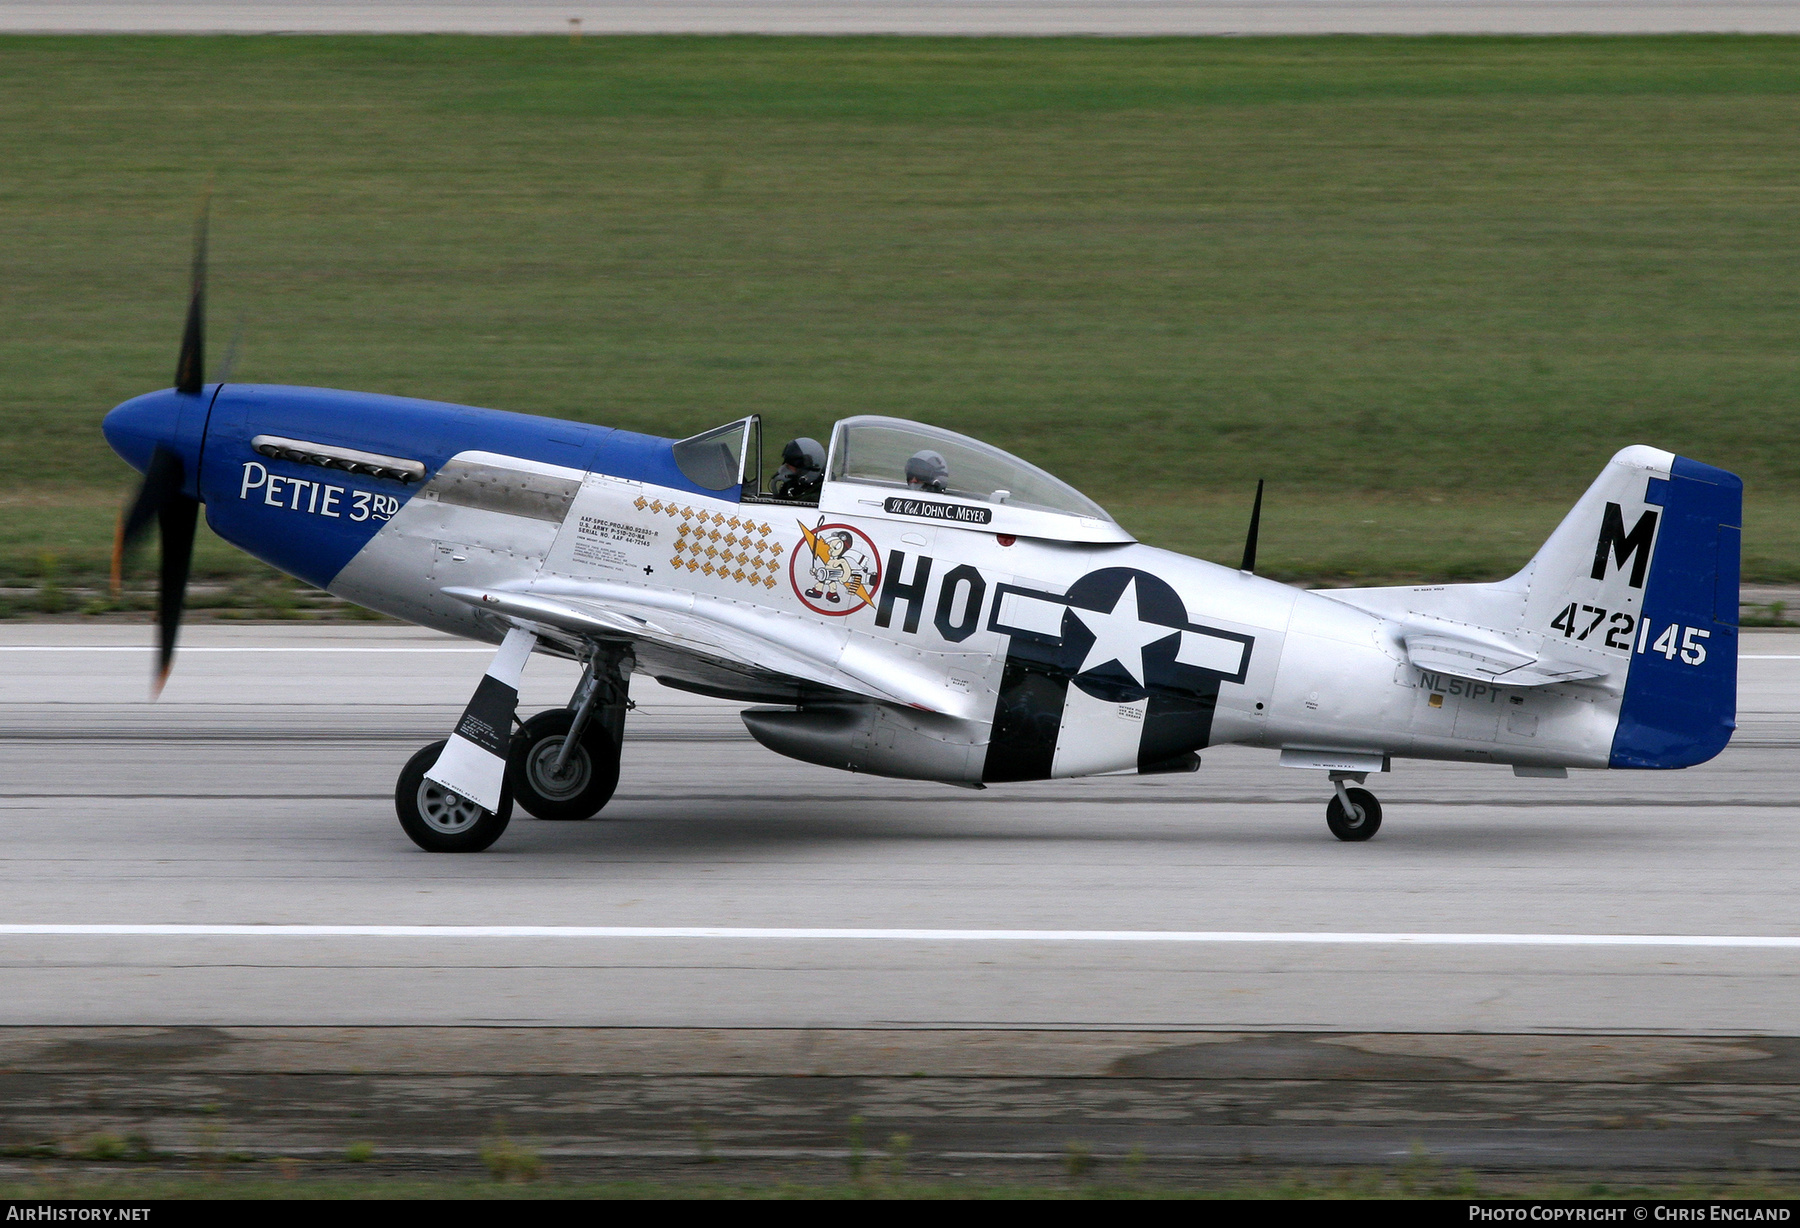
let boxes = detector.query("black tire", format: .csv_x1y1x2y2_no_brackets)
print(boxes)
508,708,620,821
395,739,512,853
1326,787,1382,842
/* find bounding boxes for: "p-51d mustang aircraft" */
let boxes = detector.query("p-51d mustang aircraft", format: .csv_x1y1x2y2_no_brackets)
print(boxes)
103,226,1741,851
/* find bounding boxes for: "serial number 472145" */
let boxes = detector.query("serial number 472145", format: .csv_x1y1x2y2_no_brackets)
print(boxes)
1550,601,1711,665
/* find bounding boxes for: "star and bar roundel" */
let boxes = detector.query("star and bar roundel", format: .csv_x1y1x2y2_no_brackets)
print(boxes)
989,567,1253,702
982,567,1255,783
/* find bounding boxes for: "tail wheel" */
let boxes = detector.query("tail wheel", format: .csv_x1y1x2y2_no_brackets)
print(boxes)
395,739,512,853
1326,787,1382,842
509,708,620,821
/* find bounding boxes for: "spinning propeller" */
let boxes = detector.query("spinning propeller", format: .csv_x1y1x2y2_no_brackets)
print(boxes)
111,195,210,697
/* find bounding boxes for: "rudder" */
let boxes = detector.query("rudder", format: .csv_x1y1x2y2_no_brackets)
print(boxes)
1609,454,1741,768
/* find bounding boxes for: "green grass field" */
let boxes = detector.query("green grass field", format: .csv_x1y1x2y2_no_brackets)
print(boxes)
4,34,1798,587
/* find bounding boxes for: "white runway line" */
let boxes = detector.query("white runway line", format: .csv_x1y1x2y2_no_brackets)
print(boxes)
4,924,1799,947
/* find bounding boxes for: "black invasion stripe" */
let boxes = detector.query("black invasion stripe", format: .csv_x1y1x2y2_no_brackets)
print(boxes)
982,660,1067,783
1137,684,1221,772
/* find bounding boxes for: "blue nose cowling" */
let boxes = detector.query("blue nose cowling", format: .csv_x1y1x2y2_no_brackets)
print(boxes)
103,386,214,499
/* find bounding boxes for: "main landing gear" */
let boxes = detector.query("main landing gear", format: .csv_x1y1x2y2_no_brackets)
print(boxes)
394,643,632,852
1325,771,1382,842
395,739,513,853
509,649,630,822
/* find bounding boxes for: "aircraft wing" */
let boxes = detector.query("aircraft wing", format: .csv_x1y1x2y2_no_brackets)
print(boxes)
1399,619,1607,687
439,581,978,718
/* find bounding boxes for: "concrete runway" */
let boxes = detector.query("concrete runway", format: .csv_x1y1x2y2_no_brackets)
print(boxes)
2,622,1796,1035
4,1,1799,36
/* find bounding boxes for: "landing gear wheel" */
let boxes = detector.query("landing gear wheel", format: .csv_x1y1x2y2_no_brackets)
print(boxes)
395,739,512,853
1326,787,1382,842
508,708,620,821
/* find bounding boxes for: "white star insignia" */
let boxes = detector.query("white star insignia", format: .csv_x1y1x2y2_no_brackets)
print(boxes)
1068,578,1179,686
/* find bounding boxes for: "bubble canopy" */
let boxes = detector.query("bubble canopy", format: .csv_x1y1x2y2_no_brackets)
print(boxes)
817,416,1133,545
825,417,1111,517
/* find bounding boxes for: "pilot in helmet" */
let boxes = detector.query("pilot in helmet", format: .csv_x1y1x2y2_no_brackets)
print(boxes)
904,449,949,494
771,437,825,502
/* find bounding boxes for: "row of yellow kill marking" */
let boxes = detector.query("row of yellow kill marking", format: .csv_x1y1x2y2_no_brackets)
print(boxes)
672,537,782,569
634,494,772,537
668,557,780,587
631,495,783,590
678,525,778,551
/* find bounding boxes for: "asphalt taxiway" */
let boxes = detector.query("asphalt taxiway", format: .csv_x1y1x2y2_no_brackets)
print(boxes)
1,622,1795,1034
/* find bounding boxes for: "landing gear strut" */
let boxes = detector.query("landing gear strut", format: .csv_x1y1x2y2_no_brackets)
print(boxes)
509,646,632,822
1325,771,1381,842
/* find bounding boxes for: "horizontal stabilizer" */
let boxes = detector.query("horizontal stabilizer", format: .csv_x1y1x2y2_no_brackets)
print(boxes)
1400,620,1606,687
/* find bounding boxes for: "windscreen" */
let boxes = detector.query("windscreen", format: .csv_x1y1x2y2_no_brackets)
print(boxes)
672,419,751,491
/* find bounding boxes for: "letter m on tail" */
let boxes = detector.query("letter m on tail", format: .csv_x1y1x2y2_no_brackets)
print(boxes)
1591,502,1657,588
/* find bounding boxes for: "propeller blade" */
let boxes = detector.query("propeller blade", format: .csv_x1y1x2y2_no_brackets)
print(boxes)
115,185,212,695
111,444,185,596
154,492,198,699
1239,478,1265,574
107,444,198,697
173,189,209,394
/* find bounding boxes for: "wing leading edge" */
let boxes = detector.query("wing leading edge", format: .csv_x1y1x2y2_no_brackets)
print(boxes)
440,580,980,718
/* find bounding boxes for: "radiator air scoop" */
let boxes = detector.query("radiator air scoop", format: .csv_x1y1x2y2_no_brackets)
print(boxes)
740,704,988,787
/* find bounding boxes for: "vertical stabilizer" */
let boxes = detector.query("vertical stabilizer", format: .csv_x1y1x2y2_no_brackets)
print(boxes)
1519,445,1740,767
